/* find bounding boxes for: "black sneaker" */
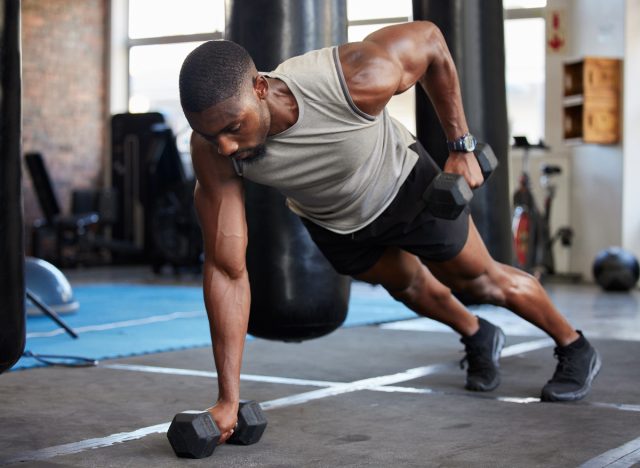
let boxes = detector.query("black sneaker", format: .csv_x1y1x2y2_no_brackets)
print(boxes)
460,317,506,392
541,332,601,402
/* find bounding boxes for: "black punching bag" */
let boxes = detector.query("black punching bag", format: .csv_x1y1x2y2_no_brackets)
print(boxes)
0,0,25,373
226,0,351,342
413,0,513,265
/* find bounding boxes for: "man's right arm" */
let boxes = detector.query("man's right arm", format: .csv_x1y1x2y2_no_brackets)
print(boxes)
190,132,249,443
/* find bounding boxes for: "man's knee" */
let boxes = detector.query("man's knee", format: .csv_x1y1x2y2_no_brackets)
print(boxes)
386,265,452,306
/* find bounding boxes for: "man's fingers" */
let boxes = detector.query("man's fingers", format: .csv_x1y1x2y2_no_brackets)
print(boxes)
218,429,234,445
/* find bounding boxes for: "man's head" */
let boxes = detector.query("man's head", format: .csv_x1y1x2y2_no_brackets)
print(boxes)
179,40,270,162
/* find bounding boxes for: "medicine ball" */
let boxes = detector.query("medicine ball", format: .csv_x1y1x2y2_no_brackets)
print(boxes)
25,257,79,315
592,247,640,292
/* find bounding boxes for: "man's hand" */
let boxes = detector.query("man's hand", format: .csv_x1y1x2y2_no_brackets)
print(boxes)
207,399,240,444
444,152,484,189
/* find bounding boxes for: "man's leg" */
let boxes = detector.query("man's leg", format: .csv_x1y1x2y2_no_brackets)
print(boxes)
354,246,479,336
424,217,578,346
425,217,601,401
354,246,505,391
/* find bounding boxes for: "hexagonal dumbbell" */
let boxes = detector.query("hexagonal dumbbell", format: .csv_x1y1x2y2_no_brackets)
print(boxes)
423,172,473,220
228,400,268,445
167,410,220,459
167,400,268,459
473,142,498,183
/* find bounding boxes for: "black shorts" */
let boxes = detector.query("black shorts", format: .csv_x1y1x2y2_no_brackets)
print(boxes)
301,141,470,276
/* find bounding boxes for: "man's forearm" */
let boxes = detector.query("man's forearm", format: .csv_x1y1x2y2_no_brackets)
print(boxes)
203,266,251,403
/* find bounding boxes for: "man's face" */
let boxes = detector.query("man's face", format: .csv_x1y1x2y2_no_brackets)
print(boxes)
186,76,270,164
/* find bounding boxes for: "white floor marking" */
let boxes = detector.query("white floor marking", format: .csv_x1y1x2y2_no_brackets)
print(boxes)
259,362,452,410
102,363,342,387
579,434,640,468
26,311,204,338
0,424,170,465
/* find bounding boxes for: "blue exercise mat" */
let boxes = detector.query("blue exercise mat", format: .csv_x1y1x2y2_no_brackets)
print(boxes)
14,283,415,370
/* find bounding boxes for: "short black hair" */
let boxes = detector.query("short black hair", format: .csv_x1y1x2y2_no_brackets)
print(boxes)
179,40,254,113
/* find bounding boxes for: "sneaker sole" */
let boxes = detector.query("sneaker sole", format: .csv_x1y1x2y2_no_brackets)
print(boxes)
465,327,506,392
541,349,602,402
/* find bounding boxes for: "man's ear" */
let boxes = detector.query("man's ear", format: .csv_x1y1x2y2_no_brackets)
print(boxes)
253,75,269,99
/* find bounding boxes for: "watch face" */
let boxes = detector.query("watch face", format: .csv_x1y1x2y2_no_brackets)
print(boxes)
463,134,477,151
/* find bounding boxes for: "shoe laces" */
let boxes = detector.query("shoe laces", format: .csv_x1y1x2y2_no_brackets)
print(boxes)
460,341,493,373
550,347,581,382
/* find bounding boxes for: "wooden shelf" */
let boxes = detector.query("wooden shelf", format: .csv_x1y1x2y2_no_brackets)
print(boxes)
563,57,621,144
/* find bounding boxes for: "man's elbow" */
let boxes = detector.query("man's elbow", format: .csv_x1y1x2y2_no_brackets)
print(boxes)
414,20,446,48
204,250,248,282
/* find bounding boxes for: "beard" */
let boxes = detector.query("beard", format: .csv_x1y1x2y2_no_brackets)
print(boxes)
233,144,268,165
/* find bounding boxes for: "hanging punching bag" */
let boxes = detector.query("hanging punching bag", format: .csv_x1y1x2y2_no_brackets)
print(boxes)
226,0,351,342
0,0,25,373
413,0,513,265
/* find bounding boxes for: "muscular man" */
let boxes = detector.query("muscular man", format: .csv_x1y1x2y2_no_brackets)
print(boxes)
178,21,601,442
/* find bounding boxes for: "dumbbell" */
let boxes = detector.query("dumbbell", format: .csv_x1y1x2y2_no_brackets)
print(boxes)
474,142,498,183
167,400,268,459
422,143,499,220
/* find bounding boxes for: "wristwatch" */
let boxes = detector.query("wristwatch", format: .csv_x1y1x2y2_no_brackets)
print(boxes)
447,133,477,152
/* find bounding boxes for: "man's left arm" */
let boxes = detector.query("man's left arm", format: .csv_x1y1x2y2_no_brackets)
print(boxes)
339,21,484,188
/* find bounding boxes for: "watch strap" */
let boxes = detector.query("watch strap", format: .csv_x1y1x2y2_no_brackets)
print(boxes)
447,133,476,152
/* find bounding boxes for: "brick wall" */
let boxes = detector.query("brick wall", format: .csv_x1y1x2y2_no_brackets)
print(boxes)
21,0,108,237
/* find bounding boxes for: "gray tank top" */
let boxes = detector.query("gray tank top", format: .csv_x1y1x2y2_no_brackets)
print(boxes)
235,46,418,234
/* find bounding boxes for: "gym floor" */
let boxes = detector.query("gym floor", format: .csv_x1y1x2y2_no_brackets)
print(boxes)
1,269,640,468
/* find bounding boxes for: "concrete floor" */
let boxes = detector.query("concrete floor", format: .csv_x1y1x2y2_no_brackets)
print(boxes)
1,271,640,467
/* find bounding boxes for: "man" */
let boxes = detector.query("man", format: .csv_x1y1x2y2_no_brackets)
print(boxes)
178,21,601,443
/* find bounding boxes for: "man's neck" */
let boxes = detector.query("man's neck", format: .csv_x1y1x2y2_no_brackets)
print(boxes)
266,77,299,135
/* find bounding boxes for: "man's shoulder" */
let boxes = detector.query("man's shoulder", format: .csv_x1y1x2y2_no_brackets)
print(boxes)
271,46,336,75
191,133,241,189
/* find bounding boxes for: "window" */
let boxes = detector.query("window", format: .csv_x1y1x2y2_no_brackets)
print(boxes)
128,0,225,39
504,4,547,142
125,0,225,152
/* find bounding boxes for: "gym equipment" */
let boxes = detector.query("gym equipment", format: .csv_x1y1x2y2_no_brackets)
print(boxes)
147,124,202,272
227,0,352,342
422,172,472,220
0,0,25,374
167,400,267,459
26,152,141,266
511,136,575,279
24,289,78,339
23,257,79,338
420,142,498,221
592,247,640,292
111,115,202,271
474,142,499,182
414,0,513,265
25,152,100,265
151,180,202,272
25,257,79,316
110,112,166,256
407,142,498,225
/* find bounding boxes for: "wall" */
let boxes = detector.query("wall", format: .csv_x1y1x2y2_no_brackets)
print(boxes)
542,0,629,280
623,1,640,260
21,0,108,234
